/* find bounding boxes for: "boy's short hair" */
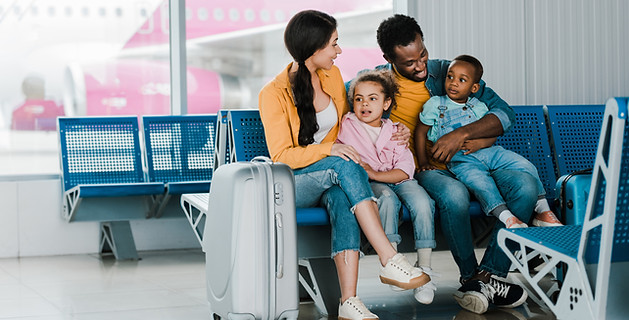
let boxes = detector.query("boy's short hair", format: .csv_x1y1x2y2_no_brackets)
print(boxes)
453,55,484,83
348,69,399,116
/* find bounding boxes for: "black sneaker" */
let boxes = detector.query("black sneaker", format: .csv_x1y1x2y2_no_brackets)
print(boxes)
488,276,528,308
453,279,496,314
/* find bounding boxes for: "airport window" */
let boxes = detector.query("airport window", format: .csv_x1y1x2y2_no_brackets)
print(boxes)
2,0,392,176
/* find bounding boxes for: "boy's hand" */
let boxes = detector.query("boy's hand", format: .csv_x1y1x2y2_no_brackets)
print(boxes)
431,130,466,162
462,140,484,154
417,163,437,172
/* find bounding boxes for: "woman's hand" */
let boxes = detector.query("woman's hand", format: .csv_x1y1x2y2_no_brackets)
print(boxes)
331,143,361,163
391,122,411,146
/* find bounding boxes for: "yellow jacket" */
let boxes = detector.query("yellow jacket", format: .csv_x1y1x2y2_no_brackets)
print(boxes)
259,63,348,169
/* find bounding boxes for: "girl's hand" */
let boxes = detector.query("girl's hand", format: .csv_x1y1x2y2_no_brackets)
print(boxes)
359,162,376,180
391,122,411,146
331,143,361,163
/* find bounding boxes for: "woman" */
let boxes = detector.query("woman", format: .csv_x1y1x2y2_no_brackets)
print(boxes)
258,10,429,320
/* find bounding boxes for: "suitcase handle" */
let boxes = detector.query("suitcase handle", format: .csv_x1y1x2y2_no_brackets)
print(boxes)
251,156,272,163
275,212,284,279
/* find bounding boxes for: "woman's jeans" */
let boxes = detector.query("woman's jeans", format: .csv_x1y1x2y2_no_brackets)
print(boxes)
416,168,537,279
447,146,546,215
293,156,375,257
371,180,436,249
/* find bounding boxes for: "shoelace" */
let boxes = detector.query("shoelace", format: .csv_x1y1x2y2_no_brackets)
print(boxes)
489,278,510,299
479,281,497,301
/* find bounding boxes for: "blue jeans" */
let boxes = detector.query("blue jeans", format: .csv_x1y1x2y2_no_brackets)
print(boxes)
416,168,537,279
293,156,375,256
448,146,546,215
371,180,436,249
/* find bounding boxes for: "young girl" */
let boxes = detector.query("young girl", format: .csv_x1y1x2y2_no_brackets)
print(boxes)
337,69,438,304
258,10,429,320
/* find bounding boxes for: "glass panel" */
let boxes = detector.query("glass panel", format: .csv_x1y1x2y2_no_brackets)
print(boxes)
184,0,393,114
1,0,166,175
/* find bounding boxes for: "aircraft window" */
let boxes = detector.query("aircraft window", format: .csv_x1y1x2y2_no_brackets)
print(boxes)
260,9,270,22
81,7,89,17
47,6,55,17
274,9,285,22
65,6,72,17
229,8,239,22
213,8,224,21
115,7,122,17
244,9,255,22
98,7,106,17
198,7,209,21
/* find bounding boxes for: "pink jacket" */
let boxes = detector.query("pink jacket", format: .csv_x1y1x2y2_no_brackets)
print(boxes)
336,113,416,183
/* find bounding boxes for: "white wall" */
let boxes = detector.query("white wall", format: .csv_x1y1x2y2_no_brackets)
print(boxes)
0,178,200,258
414,0,629,105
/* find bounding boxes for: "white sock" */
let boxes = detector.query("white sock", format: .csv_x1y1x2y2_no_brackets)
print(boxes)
417,248,432,269
535,198,551,214
390,242,398,252
498,210,516,225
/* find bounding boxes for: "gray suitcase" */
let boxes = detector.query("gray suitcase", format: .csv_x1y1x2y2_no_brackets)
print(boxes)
203,157,299,320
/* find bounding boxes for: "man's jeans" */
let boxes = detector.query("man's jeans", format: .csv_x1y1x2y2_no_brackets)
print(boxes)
293,156,375,257
371,180,436,250
416,169,537,279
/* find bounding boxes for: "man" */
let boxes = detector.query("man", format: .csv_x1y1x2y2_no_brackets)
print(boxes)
372,14,536,314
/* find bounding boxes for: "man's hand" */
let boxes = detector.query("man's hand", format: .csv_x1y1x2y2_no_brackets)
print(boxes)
391,122,411,146
431,129,467,163
417,163,437,172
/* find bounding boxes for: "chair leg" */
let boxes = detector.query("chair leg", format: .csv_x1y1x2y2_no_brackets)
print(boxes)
100,221,139,260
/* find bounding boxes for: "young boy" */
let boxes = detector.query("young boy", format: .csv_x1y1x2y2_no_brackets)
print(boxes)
338,69,438,304
415,54,562,228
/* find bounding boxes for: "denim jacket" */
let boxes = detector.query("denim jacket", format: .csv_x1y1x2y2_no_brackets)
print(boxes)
346,60,515,133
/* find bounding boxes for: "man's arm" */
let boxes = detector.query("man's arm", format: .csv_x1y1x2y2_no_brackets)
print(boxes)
430,79,514,163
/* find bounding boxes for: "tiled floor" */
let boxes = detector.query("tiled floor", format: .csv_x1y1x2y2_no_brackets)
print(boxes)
0,249,556,319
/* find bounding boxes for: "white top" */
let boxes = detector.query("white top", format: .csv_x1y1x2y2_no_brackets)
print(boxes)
313,99,338,144
358,120,382,145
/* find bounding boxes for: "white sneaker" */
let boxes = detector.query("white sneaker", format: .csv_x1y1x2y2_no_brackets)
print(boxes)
413,266,438,304
338,296,379,320
414,281,437,304
379,253,430,290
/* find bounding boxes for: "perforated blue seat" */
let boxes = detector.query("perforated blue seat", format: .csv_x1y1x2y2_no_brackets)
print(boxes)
547,104,606,176
58,116,164,221
143,115,218,195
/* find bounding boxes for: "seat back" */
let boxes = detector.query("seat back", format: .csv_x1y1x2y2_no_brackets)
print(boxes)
495,105,558,199
228,109,270,161
143,115,217,183
58,116,146,191
578,97,629,317
547,104,606,176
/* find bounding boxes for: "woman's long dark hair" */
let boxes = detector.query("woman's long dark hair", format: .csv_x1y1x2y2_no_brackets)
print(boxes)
284,10,337,146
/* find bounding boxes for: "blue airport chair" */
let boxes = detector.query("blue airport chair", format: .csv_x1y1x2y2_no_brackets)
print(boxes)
546,104,606,176
143,114,218,216
58,116,165,260
498,97,629,319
